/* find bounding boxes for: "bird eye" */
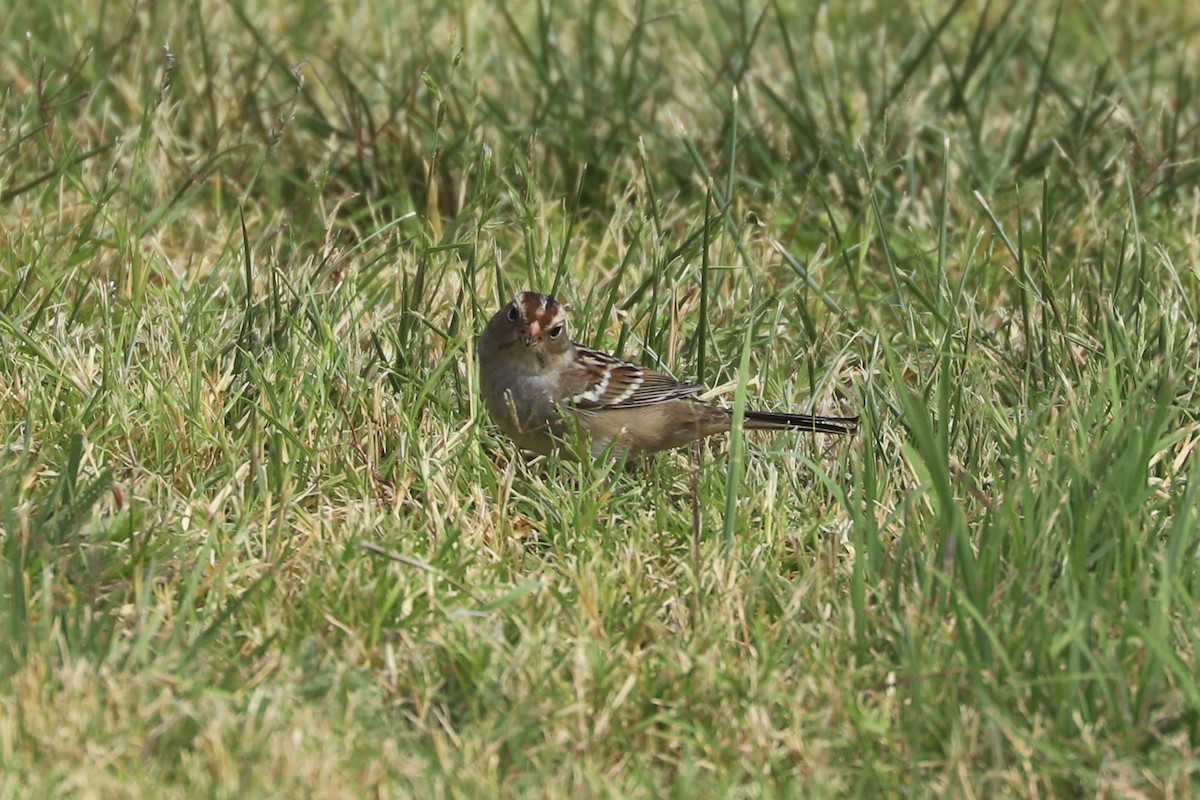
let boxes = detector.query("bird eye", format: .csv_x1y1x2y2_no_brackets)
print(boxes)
547,324,564,339
506,305,519,322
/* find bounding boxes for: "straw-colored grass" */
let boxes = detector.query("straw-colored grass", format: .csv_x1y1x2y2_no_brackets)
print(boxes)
3,1,1199,796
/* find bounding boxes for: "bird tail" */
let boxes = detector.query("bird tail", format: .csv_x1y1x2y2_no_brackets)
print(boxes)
743,410,859,436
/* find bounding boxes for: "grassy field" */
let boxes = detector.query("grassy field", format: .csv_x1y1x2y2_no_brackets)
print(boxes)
2,0,1199,796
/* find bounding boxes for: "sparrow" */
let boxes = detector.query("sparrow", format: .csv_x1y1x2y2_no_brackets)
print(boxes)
476,291,858,458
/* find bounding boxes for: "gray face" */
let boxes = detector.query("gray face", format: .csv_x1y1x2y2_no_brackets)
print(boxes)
489,291,571,366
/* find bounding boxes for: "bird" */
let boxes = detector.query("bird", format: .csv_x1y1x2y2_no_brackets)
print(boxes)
476,291,858,458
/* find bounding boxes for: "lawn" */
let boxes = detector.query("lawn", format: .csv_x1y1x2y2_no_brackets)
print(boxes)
2,0,1199,796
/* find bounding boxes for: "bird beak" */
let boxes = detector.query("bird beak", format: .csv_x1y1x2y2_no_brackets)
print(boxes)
520,321,541,346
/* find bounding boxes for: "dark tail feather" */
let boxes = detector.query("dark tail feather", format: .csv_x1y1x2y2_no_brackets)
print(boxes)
743,410,859,436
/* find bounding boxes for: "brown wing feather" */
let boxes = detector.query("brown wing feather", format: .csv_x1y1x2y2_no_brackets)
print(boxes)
567,345,704,411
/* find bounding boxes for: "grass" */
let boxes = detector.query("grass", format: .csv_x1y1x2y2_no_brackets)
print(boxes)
2,0,1199,796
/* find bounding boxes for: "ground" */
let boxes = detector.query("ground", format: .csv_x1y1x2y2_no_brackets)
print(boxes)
1,1,1198,796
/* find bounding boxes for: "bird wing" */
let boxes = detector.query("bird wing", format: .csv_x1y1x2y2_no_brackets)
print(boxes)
564,345,705,412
